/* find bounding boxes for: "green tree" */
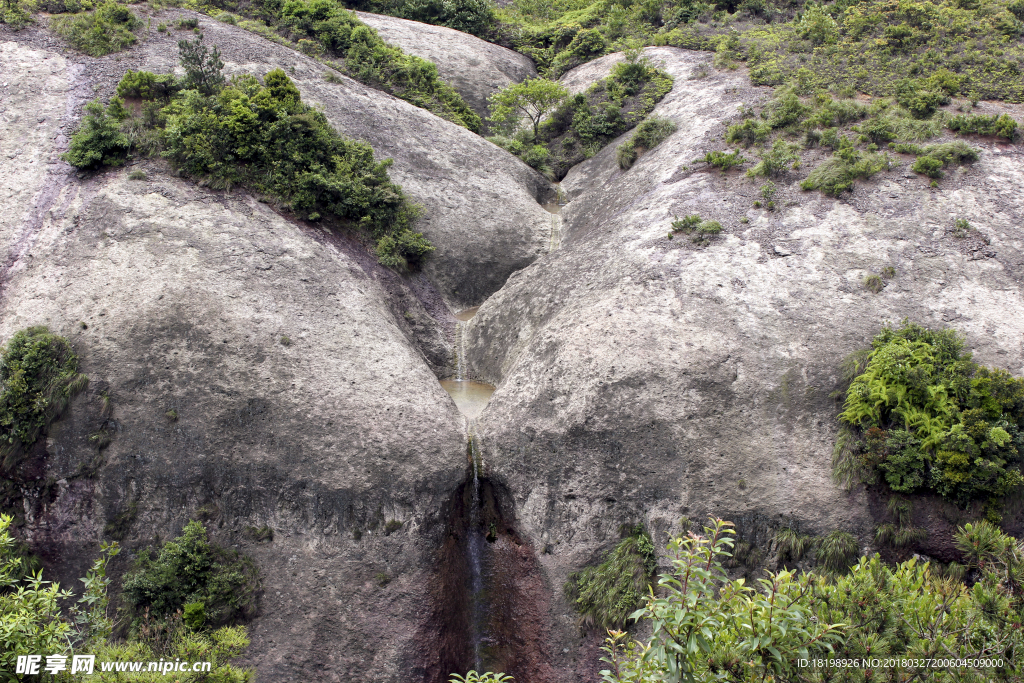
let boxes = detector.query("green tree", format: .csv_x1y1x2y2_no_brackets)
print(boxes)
488,77,569,139
179,33,225,96
601,517,1023,683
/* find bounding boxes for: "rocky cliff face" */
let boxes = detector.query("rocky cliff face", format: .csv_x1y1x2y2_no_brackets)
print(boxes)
465,46,1024,675
3,15,1024,683
355,11,538,124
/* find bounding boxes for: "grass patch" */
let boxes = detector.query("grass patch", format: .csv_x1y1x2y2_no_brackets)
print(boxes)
616,115,677,169
50,1,142,57
816,530,859,575
670,213,722,245
564,524,656,630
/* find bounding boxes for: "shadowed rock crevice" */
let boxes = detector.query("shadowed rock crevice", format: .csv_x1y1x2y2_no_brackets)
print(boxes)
418,470,554,683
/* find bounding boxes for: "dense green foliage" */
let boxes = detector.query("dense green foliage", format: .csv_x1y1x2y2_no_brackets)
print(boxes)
0,327,88,474
206,0,480,131
600,517,1023,683
62,98,132,169
489,53,673,179
50,1,142,56
616,115,676,169
122,520,261,630
449,672,513,683
1,0,32,28
834,322,1024,509
63,38,431,269
564,525,657,630
488,77,570,138
488,0,1024,103
349,0,496,36
1,514,253,682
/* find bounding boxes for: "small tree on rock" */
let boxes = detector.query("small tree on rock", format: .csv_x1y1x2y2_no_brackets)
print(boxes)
179,33,225,96
488,77,569,139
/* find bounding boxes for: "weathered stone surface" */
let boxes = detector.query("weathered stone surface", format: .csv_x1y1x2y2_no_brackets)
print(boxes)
355,11,538,124
0,36,472,683
466,47,1024,675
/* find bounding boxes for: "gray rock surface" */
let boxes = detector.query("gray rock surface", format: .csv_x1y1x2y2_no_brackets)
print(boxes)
0,36,472,683
355,11,537,124
465,47,1024,674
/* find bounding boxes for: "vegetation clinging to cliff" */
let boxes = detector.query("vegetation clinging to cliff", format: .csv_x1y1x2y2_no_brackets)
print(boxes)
0,327,88,475
599,517,1023,683
122,520,262,631
50,0,142,56
564,524,657,630
488,51,673,179
834,321,1024,512
205,0,481,131
63,37,432,269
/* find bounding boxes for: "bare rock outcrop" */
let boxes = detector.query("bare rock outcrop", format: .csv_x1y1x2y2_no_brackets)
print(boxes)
355,11,538,124
465,47,1024,674
0,37,473,683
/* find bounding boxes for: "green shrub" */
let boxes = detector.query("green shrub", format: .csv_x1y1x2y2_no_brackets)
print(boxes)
62,98,131,169
863,273,885,293
0,328,88,474
51,1,142,57
909,141,980,177
175,17,199,29
122,520,261,629
725,118,771,147
834,321,1024,505
602,517,1023,682
911,154,945,178
952,217,971,237
372,0,496,37
947,113,1019,140
564,525,656,630
212,0,479,131
117,70,180,100
671,214,721,244
746,139,798,178
703,149,746,171
616,115,676,169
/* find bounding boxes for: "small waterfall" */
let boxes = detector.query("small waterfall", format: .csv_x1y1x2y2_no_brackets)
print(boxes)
454,321,467,380
467,434,486,672
544,183,566,252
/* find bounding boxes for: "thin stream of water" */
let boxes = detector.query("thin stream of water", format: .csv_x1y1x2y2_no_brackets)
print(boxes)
467,436,485,672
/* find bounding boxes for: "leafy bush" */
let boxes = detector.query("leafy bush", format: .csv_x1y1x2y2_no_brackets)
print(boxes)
616,115,676,169
62,98,131,169
703,149,746,172
67,50,430,269
947,113,1019,140
122,520,261,629
491,55,673,180
371,0,496,36
51,1,142,57
815,530,859,575
0,327,88,474
746,139,798,178
834,321,1024,506
208,0,479,131
908,141,980,178
564,525,656,630
600,517,1023,683
725,118,771,147
117,70,180,100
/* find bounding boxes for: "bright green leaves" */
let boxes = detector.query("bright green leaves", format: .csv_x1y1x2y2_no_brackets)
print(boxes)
488,77,570,139
62,98,132,169
835,322,1024,506
0,327,87,473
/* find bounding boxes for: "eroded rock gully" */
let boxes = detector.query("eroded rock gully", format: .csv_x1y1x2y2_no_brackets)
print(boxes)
3,14,1024,683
